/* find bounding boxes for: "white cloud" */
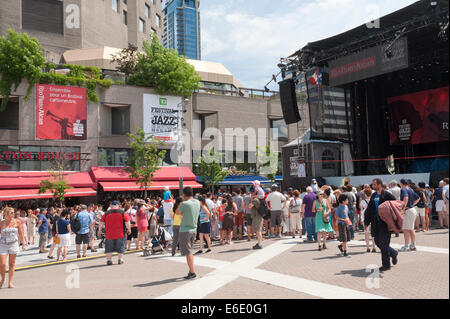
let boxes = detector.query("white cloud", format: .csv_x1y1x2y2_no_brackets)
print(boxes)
201,0,417,89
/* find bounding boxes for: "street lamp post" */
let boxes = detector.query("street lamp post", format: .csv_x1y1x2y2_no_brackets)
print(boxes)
176,98,188,196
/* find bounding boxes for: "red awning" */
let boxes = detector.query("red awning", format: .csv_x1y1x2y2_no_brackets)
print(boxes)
0,171,95,189
90,166,197,182
100,181,203,192
0,188,96,201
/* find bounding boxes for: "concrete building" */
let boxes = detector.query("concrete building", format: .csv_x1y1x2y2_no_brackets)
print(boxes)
162,0,201,60
0,0,163,62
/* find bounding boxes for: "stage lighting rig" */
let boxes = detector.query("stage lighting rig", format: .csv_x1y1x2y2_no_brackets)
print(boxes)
438,14,449,41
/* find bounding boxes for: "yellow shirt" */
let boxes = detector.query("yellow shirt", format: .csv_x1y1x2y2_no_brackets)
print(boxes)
171,208,182,226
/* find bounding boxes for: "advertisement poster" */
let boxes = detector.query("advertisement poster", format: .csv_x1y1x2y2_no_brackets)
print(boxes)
143,94,182,144
36,84,87,140
388,86,449,145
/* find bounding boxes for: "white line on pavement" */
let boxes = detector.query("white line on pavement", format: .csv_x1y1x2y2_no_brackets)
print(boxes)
347,240,449,255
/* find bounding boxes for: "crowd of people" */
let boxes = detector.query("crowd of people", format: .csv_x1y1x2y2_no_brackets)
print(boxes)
0,177,448,288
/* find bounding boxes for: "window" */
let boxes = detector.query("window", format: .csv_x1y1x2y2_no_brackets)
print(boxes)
22,0,63,34
145,4,150,18
111,107,130,135
156,14,161,27
151,28,157,35
112,0,119,12
98,148,132,167
270,119,288,142
139,18,145,32
321,150,336,170
0,99,19,130
123,10,127,25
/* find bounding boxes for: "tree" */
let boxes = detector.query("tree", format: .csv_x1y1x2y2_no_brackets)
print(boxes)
128,33,200,98
111,43,138,83
125,127,167,198
0,29,46,111
38,166,73,207
195,151,228,193
257,144,279,182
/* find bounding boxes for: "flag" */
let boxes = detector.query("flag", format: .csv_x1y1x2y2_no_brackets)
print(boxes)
308,69,322,86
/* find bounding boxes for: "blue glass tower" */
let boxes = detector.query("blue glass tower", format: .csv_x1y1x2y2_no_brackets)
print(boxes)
162,0,201,60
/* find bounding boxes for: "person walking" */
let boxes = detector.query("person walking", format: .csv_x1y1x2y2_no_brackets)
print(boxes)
266,184,285,238
364,178,398,272
36,208,49,254
0,207,26,288
313,191,333,251
176,187,200,280
302,187,317,242
56,210,71,262
343,185,357,240
171,197,183,256
98,201,131,265
249,189,264,249
75,204,94,259
398,179,420,252
47,208,61,259
359,187,376,253
336,195,351,257
195,196,212,255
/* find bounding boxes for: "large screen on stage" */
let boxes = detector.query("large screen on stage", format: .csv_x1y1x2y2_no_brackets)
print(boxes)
36,84,87,140
388,86,449,145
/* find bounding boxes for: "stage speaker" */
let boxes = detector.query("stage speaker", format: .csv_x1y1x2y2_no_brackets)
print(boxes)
279,79,301,124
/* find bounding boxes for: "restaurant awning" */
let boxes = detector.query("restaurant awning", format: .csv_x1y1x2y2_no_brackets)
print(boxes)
90,166,198,183
0,171,95,189
99,181,203,192
0,187,97,201
217,175,274,185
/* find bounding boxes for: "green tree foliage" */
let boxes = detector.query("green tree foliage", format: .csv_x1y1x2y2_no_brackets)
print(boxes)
111,43,138,82
128,33,200,98
0,29,45,111
125,127,167,198
38,167,73,207
195,151,228,192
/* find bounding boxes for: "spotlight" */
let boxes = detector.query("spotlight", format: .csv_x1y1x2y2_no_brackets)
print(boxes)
385,49,394,59
277,63,286,69
264,86,270,92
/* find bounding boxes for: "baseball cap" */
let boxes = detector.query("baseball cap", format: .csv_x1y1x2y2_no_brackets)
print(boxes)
312,179,317,183
111,200,120,206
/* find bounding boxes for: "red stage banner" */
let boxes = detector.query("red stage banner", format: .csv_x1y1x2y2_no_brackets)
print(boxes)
388,86,449,145
36,84,87,140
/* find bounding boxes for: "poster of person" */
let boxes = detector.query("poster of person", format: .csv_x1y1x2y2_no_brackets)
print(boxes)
143,94,183,144
36,84,87,140
388,86,449,145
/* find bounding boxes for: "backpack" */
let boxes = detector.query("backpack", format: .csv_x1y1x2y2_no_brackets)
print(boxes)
70,213,81,234
258,199,269,217
416,190,427,208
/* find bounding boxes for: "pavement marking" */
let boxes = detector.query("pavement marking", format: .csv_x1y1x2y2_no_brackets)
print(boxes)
347,240,449,255
156,238,387,299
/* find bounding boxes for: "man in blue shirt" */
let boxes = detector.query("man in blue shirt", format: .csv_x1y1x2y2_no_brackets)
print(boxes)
365,178,398,272
36,208,49,254
75,204,94,258
399,179,420,252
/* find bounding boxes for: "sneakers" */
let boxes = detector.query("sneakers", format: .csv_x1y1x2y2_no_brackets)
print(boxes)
184,272,197,280
47,255,54,259
106,260,113,266
366,248,371,253
205,249,212,253
343,251,350,257
372,248,377,253
195,250,203,255
398,245,409,252
252,243,263,250
118,259,124,265
379,265,391,272
392,254,398,265
409,244,417,251
338,244,344,253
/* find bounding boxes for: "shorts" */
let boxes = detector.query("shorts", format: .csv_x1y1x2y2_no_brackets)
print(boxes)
105,236,126,254
75,233,90,245
0,243,19,255
244,214,252,226
57,233,71,247
436,200,446,212
263,210,271,221
39,233,47,248
222,214,234,231
416,207,426,217
199,222,211,234
127,227,138,240
234,212,245,226
270,210,282,227
48,228,53,239
338,223,351,243
289,212,302,232
402,208,417,230
179,230,196,256
251,210,263,233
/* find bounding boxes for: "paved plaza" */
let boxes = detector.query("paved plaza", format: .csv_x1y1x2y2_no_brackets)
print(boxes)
1,229,448,299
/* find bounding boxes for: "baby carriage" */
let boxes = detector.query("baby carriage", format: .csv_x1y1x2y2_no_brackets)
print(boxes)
143,226,172,256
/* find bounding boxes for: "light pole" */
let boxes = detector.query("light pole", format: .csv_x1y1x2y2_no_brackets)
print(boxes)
175,98,189,196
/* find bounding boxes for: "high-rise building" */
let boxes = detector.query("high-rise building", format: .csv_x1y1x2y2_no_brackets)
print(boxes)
162,0,201,60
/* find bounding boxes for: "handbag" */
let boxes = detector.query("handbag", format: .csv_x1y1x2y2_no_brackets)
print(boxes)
53,220,60,244
323,213,330,224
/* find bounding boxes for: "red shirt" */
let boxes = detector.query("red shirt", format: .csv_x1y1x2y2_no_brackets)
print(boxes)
100,209,130,240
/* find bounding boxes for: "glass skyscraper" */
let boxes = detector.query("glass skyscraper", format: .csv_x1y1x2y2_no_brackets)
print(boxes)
162,0,201,60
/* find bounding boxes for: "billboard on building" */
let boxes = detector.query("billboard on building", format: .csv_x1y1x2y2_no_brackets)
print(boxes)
36,84,87,140
143,94,182,144
388,86,449,145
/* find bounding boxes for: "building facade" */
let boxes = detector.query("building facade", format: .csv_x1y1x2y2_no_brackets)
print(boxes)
0,0,163,62
162,0,201,60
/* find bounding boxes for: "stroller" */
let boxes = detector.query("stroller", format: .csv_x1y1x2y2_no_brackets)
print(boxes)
143,226,172,256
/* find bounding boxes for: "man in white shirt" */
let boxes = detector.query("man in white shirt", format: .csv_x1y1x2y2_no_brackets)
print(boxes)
266,184,285,238
205,193,217,239
388,180,401,201
163,196,175,237
311,179,320,193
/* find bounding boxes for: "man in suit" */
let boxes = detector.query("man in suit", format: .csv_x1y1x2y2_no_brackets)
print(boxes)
364,178,398,272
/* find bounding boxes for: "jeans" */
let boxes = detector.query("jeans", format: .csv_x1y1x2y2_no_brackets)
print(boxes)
163,218,173,237
374,222,398,268
304,217,317,241
348,210,355,239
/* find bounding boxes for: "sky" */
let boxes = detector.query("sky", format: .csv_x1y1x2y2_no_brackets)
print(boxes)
200,0,418,90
